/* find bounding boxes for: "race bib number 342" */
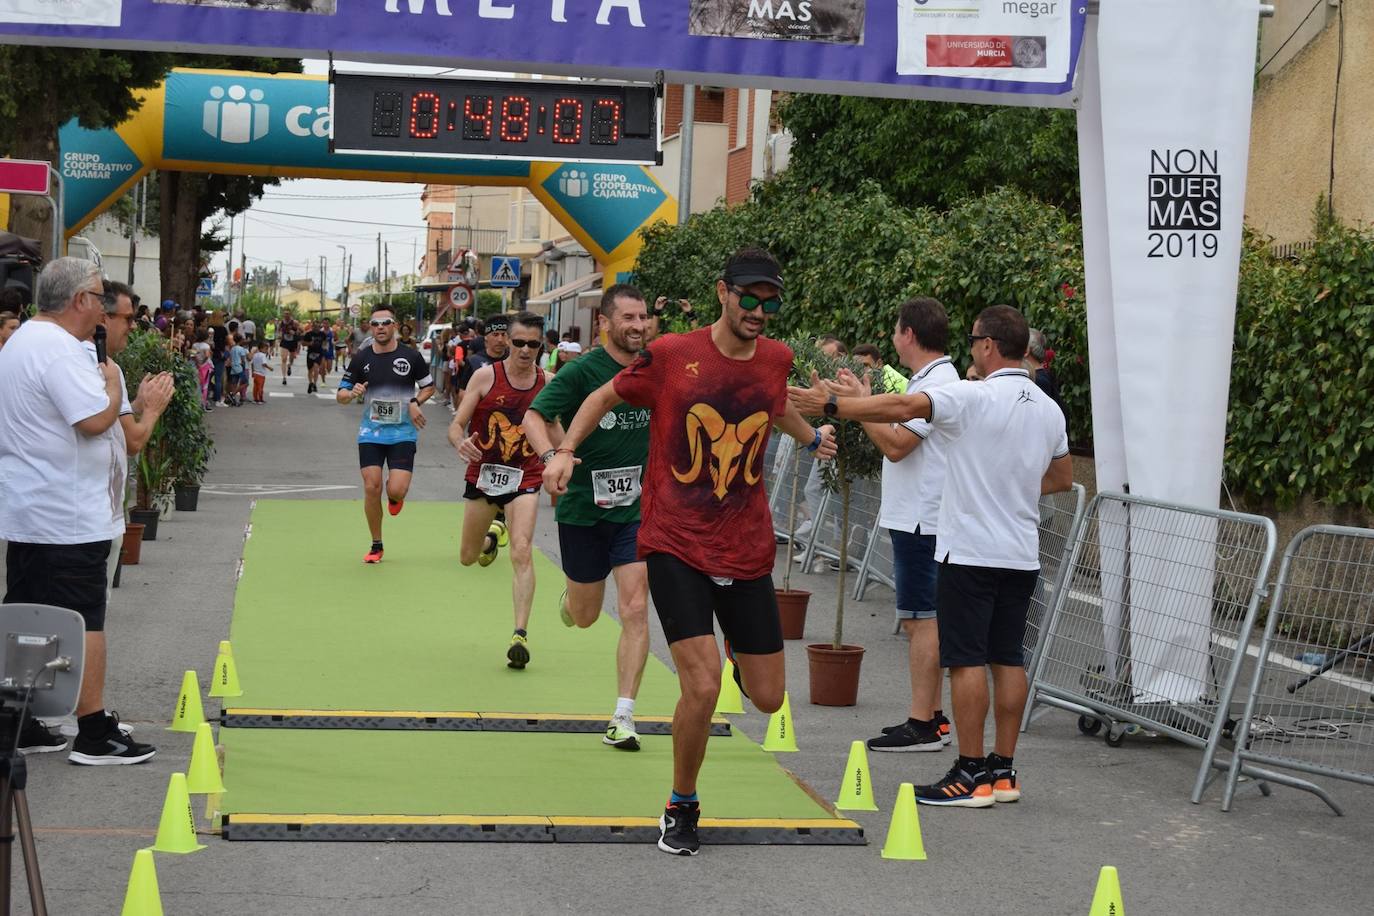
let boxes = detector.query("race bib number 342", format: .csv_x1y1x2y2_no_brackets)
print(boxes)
592,465,642,509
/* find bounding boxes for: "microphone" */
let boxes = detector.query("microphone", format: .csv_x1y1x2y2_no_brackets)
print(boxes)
94,325,107,364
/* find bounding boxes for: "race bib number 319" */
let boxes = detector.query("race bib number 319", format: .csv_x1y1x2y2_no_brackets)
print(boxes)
478,463,522,497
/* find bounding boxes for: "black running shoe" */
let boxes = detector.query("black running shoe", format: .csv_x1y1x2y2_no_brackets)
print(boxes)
658,802,701,856
17,719,67,756
935,710,952,746
867,720,943,753
914,759,994,808
987,752,1020,803
68,715,156,766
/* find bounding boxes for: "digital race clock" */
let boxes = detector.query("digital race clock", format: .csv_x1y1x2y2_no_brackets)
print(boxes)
330,73,662,166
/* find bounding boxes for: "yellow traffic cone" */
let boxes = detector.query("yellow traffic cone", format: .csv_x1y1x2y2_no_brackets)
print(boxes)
120,849,164,916
1088,866,1125,916
168,670,205,733
209,642,242,698
835,740,879,811
152,773,207,854
186,722,226,795
715,660,744,715
880,783,927,861
761,692,798,752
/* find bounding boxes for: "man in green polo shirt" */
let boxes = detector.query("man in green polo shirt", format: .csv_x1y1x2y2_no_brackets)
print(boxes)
524,284,651,751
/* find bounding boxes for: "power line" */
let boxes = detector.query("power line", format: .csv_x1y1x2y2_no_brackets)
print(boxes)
247,208,431,230
1256,0,1323,76
262,191,421,201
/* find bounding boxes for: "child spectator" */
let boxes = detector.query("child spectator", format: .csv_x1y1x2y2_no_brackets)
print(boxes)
227,334,249,406
250,345,274,404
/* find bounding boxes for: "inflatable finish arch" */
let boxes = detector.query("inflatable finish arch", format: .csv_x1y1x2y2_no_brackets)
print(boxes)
59,68,677,280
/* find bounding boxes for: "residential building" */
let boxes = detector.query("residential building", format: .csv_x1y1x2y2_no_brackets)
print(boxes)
1247,1,1369,245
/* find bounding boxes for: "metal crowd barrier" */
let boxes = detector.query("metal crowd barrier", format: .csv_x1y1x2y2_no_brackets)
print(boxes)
1023,492,1277,804
800,479,879,574
1023,484,1089,674
1221,525,1374,815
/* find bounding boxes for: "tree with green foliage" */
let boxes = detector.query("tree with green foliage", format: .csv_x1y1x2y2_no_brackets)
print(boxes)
0,48,173,256
778,94,1080,213
157,55,301,309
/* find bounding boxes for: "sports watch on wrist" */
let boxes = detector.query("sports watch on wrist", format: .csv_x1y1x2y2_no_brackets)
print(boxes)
823,393,839,417
540,449,558,463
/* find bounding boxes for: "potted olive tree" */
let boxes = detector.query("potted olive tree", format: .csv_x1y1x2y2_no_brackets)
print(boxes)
165,357,215,511
774,440,811,639
116,330,186,538
791,344,894,706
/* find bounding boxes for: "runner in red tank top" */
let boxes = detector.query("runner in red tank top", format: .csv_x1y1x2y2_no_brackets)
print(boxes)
543,248,837,856
449,311,551,670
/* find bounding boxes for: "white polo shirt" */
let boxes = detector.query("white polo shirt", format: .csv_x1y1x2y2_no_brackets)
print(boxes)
82,340,134,539
0,320,119,545
927,368,1069,570
878,355,959,535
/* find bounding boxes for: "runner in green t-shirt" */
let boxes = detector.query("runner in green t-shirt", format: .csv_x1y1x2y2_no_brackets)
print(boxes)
525,284,651,751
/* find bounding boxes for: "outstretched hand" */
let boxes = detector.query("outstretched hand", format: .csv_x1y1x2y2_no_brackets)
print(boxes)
786,370,829,416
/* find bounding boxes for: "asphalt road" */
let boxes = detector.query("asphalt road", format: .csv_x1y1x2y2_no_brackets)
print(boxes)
13,365,1370,915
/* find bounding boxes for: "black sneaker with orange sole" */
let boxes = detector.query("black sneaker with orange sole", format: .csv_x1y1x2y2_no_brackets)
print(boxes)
914,758,994,808
986,752,1020,803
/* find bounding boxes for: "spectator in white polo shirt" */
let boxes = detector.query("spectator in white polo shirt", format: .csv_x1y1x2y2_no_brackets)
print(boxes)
0,259,157,765
858,298,961,754
789,304,1071,808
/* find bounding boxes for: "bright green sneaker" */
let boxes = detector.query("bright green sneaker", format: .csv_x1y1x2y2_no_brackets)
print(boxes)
491,520,510,548
602,714,640,751
506,634,530,669
559,590,574,628
477,532,499,567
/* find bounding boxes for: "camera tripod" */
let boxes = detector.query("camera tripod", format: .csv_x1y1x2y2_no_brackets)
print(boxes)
0,705,48,916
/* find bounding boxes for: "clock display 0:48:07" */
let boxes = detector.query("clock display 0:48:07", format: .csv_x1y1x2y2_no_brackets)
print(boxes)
397,91,623,145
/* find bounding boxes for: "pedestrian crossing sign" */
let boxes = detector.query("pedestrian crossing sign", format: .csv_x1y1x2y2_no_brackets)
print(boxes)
490,256,521,288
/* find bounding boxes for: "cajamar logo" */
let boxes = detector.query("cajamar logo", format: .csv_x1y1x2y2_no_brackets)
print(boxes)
477,412,532,462
673,404,770,500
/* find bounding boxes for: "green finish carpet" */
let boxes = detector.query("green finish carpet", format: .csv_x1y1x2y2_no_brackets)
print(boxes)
220,501,850,831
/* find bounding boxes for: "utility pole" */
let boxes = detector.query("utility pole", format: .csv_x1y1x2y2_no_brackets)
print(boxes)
226,218,235,306
318,255,326,320
239,209,248,312
678,85,695,224
383,243,390,305
343,254,353,325
376,233,383,299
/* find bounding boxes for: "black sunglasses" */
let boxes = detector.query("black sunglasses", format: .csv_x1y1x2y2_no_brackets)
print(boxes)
508,338,542,349
968,334,999,345
729,285,783,315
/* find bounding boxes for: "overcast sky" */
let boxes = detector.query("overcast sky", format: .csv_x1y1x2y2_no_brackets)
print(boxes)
210,59,504,297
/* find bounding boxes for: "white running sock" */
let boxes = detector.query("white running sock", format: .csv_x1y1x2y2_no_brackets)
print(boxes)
615,697,635,720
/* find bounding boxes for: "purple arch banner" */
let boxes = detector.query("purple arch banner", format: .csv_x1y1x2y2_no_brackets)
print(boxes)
0,1,1085,108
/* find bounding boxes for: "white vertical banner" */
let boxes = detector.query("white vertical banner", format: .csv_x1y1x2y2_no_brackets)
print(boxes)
1076,24,1130,683
1095,0,1259,703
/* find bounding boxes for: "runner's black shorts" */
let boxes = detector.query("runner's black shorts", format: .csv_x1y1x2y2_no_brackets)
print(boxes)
281,340,298,352
359,441,417,472
935,560,1039,668
645,552,782,655
463,481,539,507
5,540,112,632
558,520,640,583
306,350,323,365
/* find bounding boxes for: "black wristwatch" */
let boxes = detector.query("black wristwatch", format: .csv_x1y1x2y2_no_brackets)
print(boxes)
823,393,839,417
409,397,419,404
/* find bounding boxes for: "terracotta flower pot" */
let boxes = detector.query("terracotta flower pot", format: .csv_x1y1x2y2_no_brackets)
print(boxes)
121,525,145,565
775,589,811,640
806,643,865,707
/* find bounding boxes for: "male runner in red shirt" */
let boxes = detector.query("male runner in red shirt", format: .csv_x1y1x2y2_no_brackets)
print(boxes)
544,248,835,855
451,311,550,670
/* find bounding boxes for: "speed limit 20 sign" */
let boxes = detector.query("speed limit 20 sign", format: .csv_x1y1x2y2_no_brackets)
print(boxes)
448,283,474,311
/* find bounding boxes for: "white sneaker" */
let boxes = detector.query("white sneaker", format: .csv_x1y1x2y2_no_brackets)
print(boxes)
603,714,640,751
792,520,814,541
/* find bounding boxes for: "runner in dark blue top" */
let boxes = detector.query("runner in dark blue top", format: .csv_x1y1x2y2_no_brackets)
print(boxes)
337,305,435,564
